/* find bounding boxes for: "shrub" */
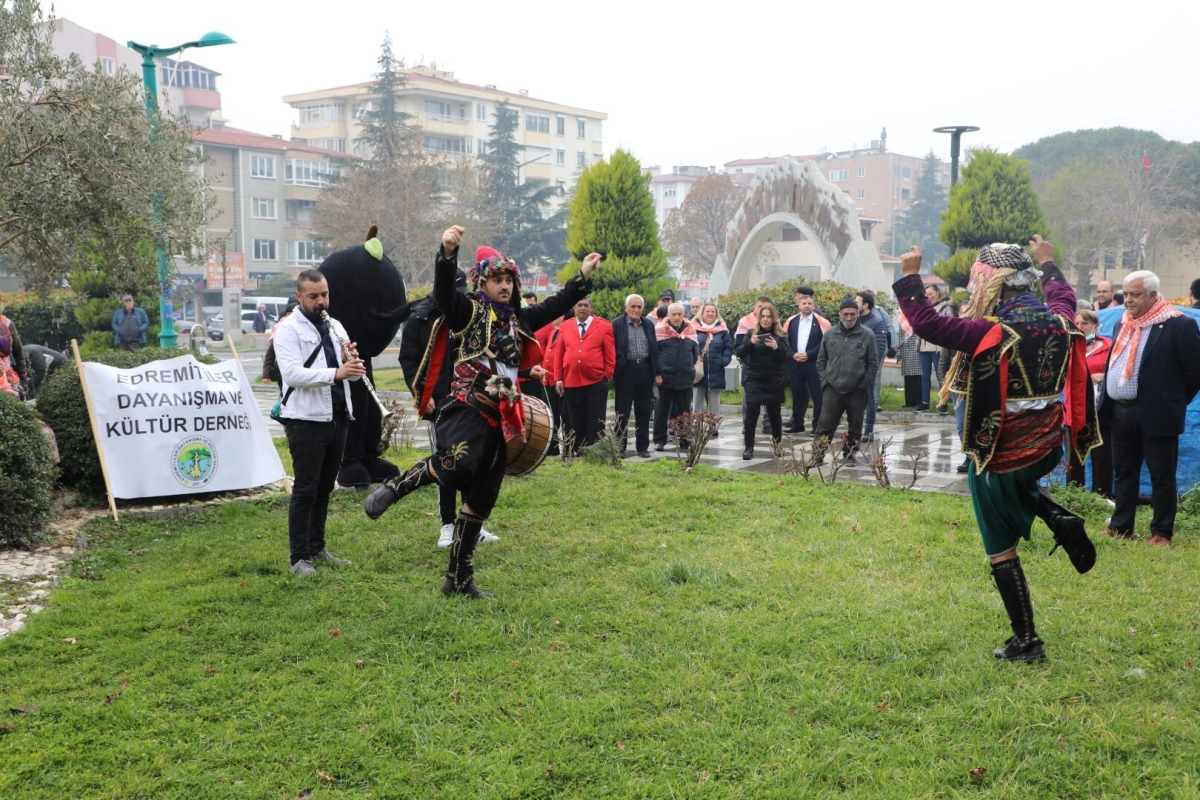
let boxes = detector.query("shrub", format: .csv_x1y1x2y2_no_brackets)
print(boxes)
37,347,217,496
0,392,57,547
1,296,84,352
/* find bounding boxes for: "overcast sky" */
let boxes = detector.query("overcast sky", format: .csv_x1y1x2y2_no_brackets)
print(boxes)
58,0,1198,168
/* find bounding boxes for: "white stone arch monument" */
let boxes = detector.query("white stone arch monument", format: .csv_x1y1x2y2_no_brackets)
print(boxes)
707,157,889,296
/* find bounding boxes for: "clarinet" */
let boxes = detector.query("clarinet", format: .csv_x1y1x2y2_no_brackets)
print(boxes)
320,311,393,422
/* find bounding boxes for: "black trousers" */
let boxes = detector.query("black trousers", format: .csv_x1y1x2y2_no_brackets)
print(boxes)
342,360,383,467
614,360,653,453
429,399,508,519
563,380,608,452
787,363,822,431
285,415,348,564
1109,402,1179,538
813,386,868,447
654,386,693,445
744,402,782,450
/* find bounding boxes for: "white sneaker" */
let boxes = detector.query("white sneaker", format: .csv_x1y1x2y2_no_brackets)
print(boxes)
437,523,500,548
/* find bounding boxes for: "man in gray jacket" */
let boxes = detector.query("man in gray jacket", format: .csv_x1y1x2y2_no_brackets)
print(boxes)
814,295,879,455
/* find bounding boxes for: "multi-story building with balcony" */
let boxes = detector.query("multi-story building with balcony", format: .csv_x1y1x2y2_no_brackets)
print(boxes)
194,121,355,286
48,17,222,127
645,165,715,228
283,66,607,209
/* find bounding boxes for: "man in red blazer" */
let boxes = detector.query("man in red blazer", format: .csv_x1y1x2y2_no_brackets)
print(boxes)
553,296,615,455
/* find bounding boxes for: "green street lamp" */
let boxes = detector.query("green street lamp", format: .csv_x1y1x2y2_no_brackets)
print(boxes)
128,31,235,348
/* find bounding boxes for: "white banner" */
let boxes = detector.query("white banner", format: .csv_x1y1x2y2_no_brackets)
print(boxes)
82,354,285,499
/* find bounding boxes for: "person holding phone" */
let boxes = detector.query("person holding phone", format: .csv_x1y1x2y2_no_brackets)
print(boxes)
734,301,791,459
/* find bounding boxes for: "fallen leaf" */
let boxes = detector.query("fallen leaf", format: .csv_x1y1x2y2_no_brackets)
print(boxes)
422,511,436,516
239,581,247,588
553,620,561,627
511,661,519,668
949,520,960,527
61,637,77,644
355,660,365,669
852,525,859,533
1190,621,1199,627
875,699,888,710
330,629,341,638
297,790,314,799
545,761,553,778
550,645,561,652
1128,627,1137,635
788,706,797,714
318,770,335,783
842,516,852,521
594,634,606,641
448,690,459,699
616,741,625,750
10,705,40,714
900,511,910,519
969,767,988,778
204,669,218,676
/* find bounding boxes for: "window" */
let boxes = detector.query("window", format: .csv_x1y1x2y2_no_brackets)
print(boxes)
556,115,566,135
934,171,943,184
423,135,467,155
856,188,865,200
285,159,335,187
100,57,115,76
556,149,565,166
352,102,372,119
901,188,911,201
781,225,803,242
253,239,277,261
577,119,586,138
351,139,366,156
424,100,453,120
857,166,865,178
664,188,676,198
829,169,849,182
308,138,346,153
476,103,487,120
577,151,586,167
893,188,899,199
251,198,276,219
298,103,343,124
902,166,912,180
594,152,603,163
594,121,602,140
287,241,321,267
525,114,550,133
286,199,317,223
250,156,274,179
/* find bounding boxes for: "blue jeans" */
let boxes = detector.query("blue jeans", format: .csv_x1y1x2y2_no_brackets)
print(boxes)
955,394,966,441
919,352,939,406
864,366,882,432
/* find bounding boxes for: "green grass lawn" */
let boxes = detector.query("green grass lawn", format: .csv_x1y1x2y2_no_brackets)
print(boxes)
2,451,1198,798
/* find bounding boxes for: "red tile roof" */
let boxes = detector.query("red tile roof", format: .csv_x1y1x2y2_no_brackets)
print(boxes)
194,125,356,158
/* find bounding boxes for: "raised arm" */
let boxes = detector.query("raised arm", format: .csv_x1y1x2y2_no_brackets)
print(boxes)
892,246,994,354
1030,235,1077,319
434,226,476,332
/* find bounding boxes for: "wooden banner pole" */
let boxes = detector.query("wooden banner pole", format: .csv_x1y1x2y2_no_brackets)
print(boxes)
70,340,119,522
227,335,241,363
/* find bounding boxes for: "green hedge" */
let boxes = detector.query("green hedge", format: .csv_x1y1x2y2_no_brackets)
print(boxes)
2,297,84,352
37,347,218,497
0,392,57,547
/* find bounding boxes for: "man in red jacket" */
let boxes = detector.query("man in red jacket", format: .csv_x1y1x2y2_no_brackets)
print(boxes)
554,296,615,455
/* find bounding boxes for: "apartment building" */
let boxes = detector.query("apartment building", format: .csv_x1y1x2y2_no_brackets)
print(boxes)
48,17,222,127
194,122,355,287
725,142,946,257
646,165,715,228
283,66,607,208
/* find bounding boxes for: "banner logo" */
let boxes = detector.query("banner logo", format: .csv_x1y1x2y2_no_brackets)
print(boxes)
172,435,218,488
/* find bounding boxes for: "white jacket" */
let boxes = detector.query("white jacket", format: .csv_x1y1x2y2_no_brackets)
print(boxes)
275,310,356,422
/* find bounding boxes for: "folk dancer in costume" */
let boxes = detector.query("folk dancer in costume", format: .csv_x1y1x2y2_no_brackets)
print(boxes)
364,226,601,598
895,237,1099,663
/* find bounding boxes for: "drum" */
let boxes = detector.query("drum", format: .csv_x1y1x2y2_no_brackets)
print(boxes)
505,394,554,476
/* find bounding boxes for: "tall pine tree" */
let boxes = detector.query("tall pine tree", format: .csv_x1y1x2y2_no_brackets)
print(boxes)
358,33,415,161
558,148,672,319
479,99,566,270
891,150,947,258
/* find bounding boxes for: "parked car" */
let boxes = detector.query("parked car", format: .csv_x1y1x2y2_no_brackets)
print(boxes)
206,310,269,340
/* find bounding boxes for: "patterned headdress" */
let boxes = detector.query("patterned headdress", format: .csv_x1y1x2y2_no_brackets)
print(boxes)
471,245,521,290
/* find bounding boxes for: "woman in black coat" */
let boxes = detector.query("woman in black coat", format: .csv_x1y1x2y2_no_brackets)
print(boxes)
734,301,792,459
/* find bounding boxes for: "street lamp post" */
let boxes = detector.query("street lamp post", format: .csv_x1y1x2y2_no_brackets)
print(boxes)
128,31,235,348
932,125,979,188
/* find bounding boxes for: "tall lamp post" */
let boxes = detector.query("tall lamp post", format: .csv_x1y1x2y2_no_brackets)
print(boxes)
128,31,235,348
933,125,979,258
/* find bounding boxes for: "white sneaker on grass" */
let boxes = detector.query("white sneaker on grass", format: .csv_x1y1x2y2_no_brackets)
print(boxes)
438,523,500,547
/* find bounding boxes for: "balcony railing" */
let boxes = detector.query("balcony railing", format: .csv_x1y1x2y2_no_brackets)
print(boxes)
423,112,469,125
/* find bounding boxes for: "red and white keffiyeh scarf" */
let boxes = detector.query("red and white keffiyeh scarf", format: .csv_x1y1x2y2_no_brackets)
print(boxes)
692,319,728,336
655,318,698,342
1110,297,1182,380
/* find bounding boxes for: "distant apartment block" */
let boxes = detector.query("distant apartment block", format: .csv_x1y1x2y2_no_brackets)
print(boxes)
48,17,222,127
194,122,355,284
283,66,607,210
645,165,715,228
725,141,946,257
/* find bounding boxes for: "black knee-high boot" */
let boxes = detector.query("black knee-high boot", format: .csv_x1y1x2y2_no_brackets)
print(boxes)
1037,489,1096,574
364,458,437,519
443,512,493,599
991,558,1046,662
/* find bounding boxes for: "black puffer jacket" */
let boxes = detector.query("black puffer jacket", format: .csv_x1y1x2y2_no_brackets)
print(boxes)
657,328,699,391
734,330,791,405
